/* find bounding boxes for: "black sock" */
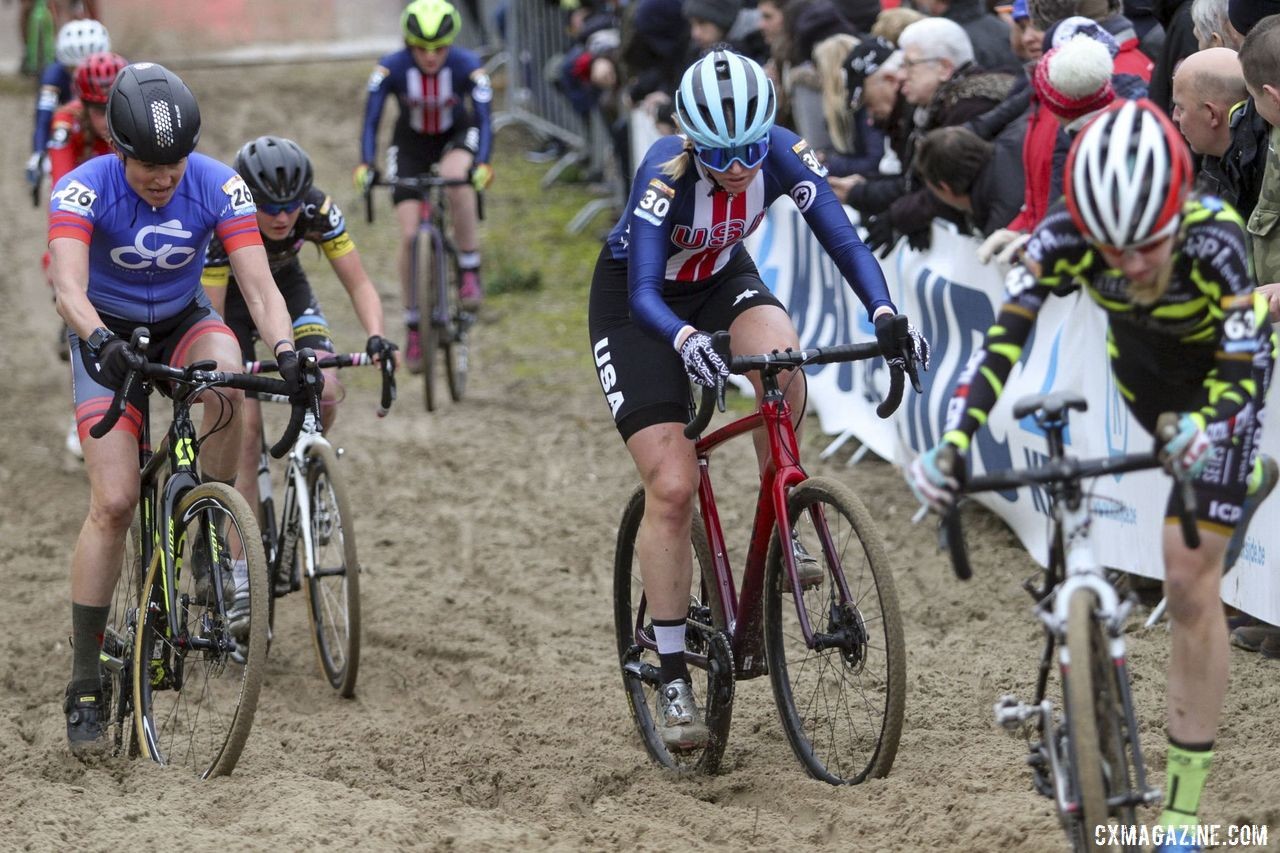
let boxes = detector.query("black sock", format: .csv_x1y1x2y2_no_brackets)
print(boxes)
70,602,110,688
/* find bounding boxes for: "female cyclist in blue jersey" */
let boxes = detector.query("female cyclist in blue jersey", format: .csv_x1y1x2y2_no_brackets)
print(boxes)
588,48,928,751
356,0,493,373
48,62,311,757
908,100,1276,852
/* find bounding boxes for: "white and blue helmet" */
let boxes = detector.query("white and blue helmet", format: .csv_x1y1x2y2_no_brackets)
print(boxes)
675,49,777,153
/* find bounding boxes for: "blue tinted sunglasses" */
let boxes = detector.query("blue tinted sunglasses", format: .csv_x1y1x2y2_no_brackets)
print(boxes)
694,137,770,172
259,199,303,215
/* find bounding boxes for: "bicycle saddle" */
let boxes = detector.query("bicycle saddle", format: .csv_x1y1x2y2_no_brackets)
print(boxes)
1012,390,1088,420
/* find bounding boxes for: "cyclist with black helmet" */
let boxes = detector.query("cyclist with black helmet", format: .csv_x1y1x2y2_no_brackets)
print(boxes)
25,18,110,189
587,48,928,751
204,134,394,599
355,0,493,373
908,99,1276,852
49,62,312,757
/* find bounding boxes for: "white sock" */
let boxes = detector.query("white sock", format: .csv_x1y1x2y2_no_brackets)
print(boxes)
231,558,249,596
652,620,687,656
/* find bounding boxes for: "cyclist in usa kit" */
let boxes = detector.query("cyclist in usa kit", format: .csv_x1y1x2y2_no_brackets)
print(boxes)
355,0,493,373
204,135,395,620
49,63,310,757
25,18,110,189
907,100,1276,853
588,49,928,751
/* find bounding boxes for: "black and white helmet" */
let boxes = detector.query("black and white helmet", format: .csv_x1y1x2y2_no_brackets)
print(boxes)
55,19,110,67
235,136,314,205
106,63,201,165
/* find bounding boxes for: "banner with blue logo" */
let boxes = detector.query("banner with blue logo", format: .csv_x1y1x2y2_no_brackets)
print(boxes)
748,202,1279,626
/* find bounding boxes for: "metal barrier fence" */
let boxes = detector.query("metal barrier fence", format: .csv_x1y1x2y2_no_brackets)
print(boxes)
490,0,624,234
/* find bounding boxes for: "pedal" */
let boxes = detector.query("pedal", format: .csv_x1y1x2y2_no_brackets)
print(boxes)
994,694,1037,730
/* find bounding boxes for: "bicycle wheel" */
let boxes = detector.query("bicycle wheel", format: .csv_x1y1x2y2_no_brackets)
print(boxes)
417,226,445,412
613,485,733,774
763,476,906,784
302,443,361,697
133,483,269,777
1064,587,1137,851
443,258,469,403
102,513,144,758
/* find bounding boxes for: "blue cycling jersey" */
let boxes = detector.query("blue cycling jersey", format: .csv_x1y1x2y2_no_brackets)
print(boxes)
361,47,494,166
48,152,263,323
32,62,73,156
606,127,895,346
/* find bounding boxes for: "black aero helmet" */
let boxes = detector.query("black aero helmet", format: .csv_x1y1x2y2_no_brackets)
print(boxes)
107,62,201,164
234,135,314,205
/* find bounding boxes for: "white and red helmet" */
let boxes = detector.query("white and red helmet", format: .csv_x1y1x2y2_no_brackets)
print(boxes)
1064,99,1193,250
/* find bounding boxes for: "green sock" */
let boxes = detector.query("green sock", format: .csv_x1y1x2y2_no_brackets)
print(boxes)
1160,739,1214,830
70,602,110,687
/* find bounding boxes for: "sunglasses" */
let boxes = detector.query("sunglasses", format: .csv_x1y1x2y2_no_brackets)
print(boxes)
258,199,303,215
694,137,770,172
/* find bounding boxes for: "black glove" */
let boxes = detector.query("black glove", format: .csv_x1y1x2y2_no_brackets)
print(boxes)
365,334,398,363
906,226,932,252
276,349,318,408
863,214,897,259
875,312,931,373
679,331,730,389
80,333,132,390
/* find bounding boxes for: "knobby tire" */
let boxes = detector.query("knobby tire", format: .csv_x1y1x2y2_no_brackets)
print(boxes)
303,443,362,696
762,476,906,784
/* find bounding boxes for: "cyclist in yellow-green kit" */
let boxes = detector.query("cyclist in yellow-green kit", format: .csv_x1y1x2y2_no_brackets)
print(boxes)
908,100,1276,852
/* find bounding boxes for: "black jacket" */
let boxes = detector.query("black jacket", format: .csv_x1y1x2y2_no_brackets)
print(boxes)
1199,99,1271,219
1148,0,1196,114
942,0,1022,76
968,111,1029,235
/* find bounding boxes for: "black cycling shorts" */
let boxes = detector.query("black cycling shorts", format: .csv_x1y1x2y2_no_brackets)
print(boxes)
587,246,785,442
70,294,232,441
387,121,479,205
222,260,335,363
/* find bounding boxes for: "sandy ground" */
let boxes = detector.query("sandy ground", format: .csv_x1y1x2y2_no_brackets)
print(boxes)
0,62,1277,852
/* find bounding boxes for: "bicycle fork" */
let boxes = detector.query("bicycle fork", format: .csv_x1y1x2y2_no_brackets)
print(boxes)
993,500,1161,816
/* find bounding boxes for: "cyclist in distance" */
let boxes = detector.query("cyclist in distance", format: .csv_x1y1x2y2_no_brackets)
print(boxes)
204,134,395,615
907,99,1276,852
26,18,110,190
588,48,928,752
355,0,494,373
48,62,312,757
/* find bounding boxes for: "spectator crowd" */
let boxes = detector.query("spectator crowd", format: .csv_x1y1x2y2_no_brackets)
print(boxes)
544,0,1280,656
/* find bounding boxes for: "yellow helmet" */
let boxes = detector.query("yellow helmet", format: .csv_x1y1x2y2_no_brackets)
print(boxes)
402,0,462,49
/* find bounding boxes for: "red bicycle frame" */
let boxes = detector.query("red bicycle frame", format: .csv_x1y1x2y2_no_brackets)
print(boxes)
632,387,848,680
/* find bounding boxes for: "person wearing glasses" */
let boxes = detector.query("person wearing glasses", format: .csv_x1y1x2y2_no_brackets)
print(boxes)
908,100,1276,851
587,48,928,751
355,0,493,374
203,136,393,621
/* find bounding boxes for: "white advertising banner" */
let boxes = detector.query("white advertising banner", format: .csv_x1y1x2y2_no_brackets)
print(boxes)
746,201,1279,625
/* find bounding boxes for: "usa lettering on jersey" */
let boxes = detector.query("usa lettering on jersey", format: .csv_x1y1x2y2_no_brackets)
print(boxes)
52,179,98,214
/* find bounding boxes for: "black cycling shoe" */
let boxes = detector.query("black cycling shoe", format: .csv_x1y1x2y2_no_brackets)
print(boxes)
64,681,108,757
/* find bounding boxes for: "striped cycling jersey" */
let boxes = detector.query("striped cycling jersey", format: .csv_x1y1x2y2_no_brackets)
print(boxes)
360,47,493,165
607,127,894,346
942,196,1277,451
48,152,263,323
202,186,354,287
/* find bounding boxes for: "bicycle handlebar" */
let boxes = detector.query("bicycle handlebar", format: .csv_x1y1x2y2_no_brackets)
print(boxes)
363,174,484,224
683,333,901,440
88,329,322,458
246,351,397,417
938,412,1200,581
